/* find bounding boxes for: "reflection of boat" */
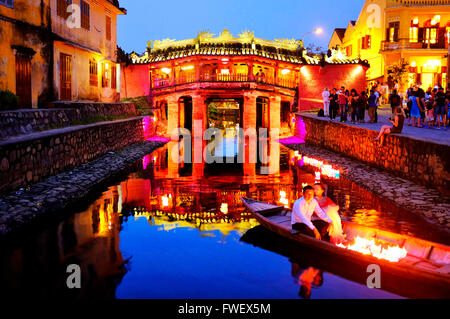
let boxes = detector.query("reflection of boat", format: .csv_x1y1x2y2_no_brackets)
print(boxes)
241,198,450,298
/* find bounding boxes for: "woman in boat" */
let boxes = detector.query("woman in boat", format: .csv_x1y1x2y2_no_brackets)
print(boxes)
314,183,345,245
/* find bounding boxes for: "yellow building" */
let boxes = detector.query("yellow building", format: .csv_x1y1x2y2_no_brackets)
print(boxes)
0,0,125,109
329,0,449,90
0,0,53,108
52,0,126,102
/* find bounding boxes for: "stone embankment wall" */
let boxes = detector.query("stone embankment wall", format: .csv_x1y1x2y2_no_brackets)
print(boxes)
0,103,137,140
0,117,145,194
295,114,450,195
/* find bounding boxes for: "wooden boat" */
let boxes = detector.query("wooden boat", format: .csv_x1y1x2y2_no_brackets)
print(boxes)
241,197,450,298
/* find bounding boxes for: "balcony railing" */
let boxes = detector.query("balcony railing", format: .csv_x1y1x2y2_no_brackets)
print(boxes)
381,40,449,51
151,73,298,90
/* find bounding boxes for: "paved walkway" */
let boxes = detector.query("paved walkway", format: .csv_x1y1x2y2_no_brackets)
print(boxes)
301,105,450,146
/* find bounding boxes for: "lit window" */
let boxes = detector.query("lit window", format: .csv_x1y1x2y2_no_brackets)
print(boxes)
102,62,110,88
0,0,13,8
425,28,437,44
410,27,418,42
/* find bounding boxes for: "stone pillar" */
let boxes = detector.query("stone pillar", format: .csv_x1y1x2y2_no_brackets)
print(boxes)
247,61,254,81
167,96,179,139
243,92,257,131
269,95,281,132
243,92,258,176
192,95,205,176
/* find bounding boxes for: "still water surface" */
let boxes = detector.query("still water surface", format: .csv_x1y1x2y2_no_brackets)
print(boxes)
1,142,448,299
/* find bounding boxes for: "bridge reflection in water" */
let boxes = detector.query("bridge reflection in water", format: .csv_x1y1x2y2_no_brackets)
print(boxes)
1,142,448,299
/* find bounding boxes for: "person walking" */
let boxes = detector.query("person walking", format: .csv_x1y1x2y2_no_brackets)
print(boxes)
322,88,331,118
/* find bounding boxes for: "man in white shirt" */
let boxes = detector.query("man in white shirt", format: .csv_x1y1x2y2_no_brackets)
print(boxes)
291,186,332,240
322,88,330,118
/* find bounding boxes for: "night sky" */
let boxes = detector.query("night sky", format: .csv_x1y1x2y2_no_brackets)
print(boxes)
117,0,363,54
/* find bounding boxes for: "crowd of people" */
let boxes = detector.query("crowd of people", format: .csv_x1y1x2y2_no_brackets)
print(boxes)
320,81,450,132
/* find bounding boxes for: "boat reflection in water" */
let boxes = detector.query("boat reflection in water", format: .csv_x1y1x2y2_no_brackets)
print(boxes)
291,264,324,299
1,141,448,299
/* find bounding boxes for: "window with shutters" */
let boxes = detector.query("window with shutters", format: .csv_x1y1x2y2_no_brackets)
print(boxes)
57,0,72,18
361,35,371,50
0,0,14,8
345,45,352,57
106,16,112,41
81,1,90,30
89,59,98,87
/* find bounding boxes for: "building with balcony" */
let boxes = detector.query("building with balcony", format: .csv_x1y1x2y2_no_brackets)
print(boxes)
0,0,126,109
123,30,368,142
329,0,450,90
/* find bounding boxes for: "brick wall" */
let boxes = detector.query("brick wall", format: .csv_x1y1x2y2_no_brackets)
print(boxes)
0,118,146,194
0,103,137,140
295,114,450,195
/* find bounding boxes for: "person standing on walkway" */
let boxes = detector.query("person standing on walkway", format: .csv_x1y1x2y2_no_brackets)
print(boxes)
389,89,402,116
368,89,377,123
416,84,426,125
338,86,349,122
409,91,422,127
322,88,331,118
349,89,360,124
434,86,448,130
373,86,381,123
359,91,368,123
329,88,339,121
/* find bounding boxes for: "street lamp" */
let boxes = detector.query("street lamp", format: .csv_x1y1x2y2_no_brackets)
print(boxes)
301,27,323,44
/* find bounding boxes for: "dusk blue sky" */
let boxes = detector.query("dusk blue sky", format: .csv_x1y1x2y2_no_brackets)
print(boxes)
117,0,363,54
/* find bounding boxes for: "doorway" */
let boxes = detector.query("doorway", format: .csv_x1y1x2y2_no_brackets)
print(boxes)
421,73,434,90
15,55,32,108
60,53,72,101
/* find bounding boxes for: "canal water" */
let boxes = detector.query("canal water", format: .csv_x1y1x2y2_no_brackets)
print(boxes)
1,142,449,299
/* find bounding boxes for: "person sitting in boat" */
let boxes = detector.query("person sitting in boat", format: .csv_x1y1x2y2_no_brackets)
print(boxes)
314,183,345,245
291,186,333,241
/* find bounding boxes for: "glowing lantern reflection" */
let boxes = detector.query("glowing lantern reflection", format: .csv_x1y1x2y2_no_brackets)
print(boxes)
279,191,289,207
337,236,408,262
220,203,229,214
